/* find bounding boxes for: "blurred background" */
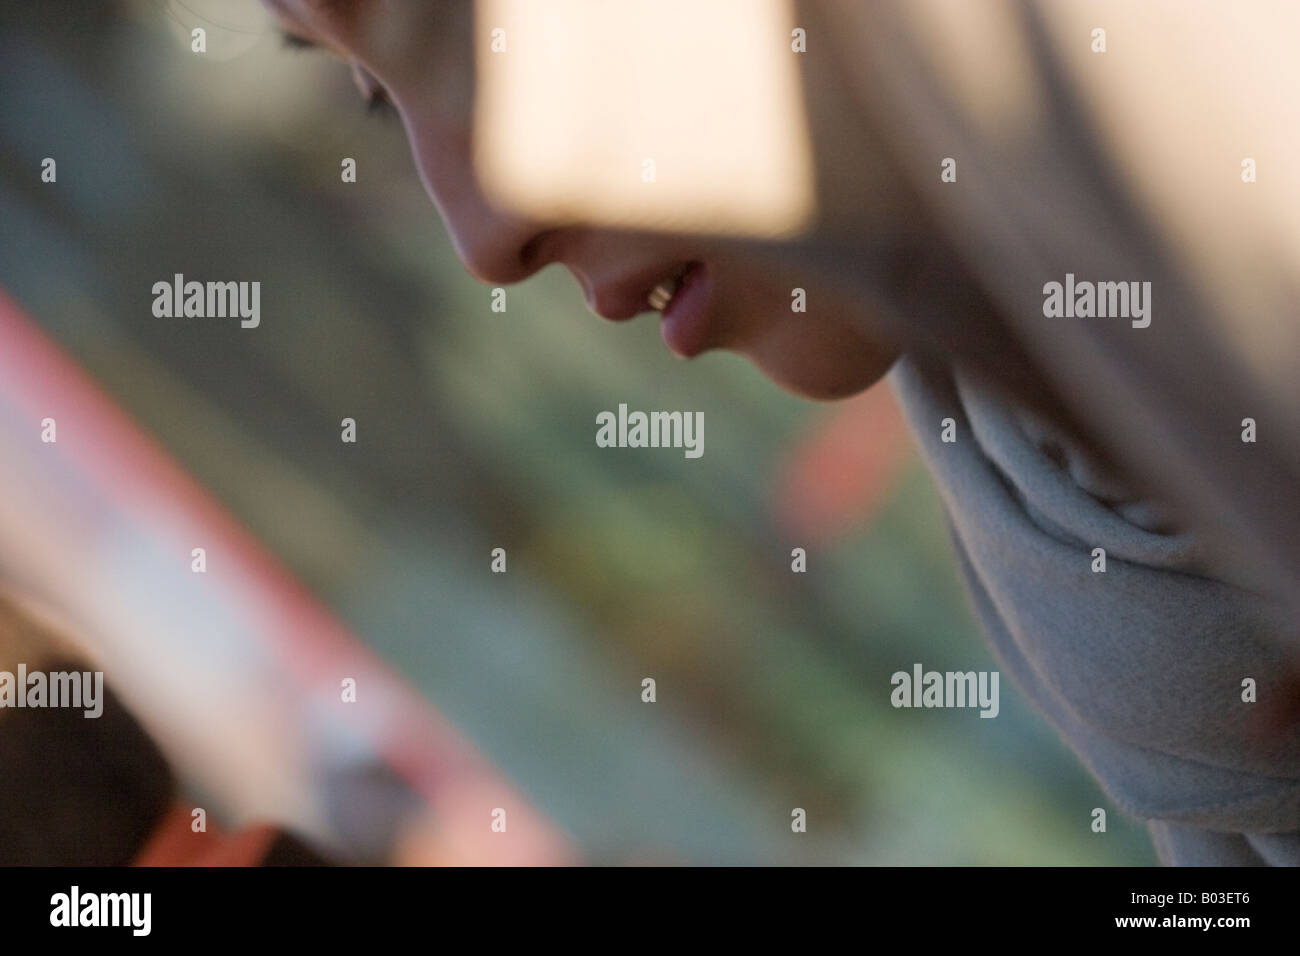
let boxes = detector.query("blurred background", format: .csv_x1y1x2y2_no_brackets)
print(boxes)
0,0,1154,863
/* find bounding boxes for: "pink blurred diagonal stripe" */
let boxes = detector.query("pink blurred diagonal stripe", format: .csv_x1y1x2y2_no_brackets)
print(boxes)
0,287,571,865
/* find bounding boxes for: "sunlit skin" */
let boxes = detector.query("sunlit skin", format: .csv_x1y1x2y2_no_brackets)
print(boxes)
262,0,900,400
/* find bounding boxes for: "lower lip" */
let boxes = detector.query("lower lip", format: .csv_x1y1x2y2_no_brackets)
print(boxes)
659,262,713,358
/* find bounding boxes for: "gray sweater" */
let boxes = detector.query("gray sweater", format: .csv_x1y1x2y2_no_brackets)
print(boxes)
890,355,1300,865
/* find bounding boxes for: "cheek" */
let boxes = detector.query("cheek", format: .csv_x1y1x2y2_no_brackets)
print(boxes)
703,263,791,345
364,0,476,94
361,2,477,136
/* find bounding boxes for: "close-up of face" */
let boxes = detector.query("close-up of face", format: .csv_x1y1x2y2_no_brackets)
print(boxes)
10,0,1300,887
262,0,897,400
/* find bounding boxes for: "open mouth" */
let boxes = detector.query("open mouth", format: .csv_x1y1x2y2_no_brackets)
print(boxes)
651,262,714,358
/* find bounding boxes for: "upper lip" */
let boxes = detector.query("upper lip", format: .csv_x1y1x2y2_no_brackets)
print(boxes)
583,262,692,320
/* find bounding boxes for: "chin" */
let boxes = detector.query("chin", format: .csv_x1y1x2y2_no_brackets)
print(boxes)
747,333,896,402
708,300,896,401
762,367,879,402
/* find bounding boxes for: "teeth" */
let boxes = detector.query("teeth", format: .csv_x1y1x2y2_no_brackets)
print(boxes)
647,265,690,312
647,281,676,312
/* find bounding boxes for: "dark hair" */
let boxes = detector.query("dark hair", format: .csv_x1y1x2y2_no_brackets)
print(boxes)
0,596,175,865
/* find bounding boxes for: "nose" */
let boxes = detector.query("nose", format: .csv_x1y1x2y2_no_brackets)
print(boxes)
445,198,552,286
403,120,555,286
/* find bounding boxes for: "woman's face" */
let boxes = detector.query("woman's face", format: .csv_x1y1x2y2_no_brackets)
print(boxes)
263,0,897,400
